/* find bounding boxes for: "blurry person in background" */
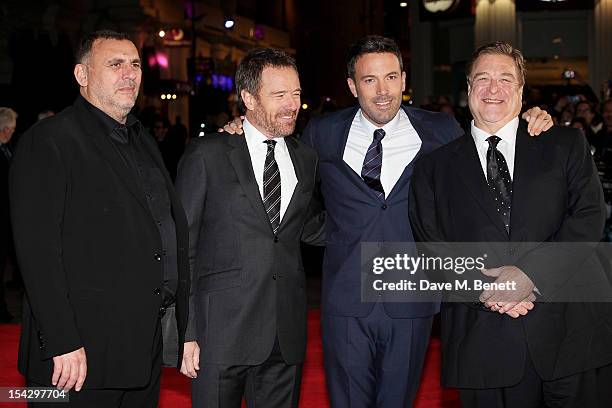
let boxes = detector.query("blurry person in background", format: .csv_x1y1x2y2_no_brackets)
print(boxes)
10,30,189,407
37,110,55,121
0,107,17,323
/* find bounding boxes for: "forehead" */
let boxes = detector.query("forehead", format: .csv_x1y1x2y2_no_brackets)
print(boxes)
471,53,517,75
259,66,300,89
354,52,401,75
90,39,139,61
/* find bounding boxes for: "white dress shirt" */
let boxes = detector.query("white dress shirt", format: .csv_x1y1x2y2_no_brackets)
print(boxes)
471,117,519,181
243,118,298,222
343,109,422,196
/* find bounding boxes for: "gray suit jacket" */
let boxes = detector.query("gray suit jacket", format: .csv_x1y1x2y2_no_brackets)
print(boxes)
175,132,324,365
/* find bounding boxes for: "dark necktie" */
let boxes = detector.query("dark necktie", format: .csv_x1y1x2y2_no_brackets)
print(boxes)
486,136,512,232
0,144,12,161
361,129,386,199
263,140,281,234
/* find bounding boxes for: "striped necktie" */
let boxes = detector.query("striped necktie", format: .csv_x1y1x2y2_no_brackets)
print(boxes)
263,140,281,234
361,128,385,199
486,135,512,233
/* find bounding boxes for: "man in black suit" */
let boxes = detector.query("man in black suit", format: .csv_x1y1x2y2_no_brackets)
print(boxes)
10,30,189,407
0,107,17,323
410,41,612,407
176,48,324,407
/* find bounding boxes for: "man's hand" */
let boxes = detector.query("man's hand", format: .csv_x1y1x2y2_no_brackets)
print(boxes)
521,106,553,136
180,341,200,379
218,116,245,135
52,347,87,391
489,292,536,318
479,265,536,315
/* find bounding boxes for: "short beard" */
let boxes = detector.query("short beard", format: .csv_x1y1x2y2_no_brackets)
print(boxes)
251,106,297,138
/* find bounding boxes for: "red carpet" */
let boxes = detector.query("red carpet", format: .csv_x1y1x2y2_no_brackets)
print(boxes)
0,310,459,407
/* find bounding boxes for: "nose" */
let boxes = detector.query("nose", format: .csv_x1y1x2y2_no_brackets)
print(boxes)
284,94,300,111
487,79,499,93
122,65,138,80
376,81,389,95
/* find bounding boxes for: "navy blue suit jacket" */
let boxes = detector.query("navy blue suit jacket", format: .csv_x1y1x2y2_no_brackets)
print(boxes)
302,105,463,318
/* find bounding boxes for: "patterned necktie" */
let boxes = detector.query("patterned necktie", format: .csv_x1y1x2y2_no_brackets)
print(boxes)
486,136,512,233
263,140,281,234
361,129,386,199
0,144,12,161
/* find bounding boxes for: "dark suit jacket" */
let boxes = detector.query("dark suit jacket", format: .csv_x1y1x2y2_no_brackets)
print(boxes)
10,97,189,388
410,121,612,388
0,145,10,249
301,105,463,318
175,133,324,366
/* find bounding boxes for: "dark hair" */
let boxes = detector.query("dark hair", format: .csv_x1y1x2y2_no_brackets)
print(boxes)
346,35,403,80
466,41,526,86
235,48,298,111
75,29,131,64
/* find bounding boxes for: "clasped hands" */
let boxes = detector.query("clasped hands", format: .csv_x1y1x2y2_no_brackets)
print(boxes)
479,265,537,318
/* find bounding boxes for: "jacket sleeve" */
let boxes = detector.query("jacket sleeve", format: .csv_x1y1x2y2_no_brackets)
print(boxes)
10,130,82,359
175,141,208,342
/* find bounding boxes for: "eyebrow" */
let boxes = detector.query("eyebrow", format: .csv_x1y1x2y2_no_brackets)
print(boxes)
472,71,517,79
106,57,141,64
270,88,301,95
360,71,400,80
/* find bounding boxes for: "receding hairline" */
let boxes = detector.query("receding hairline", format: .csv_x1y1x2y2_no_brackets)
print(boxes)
80,38,138,63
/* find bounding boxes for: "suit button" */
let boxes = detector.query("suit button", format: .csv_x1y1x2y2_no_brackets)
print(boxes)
156,220,162,226
274,236,279,243
381,204,388,210
273,274,277,280
153,288,161,295
159,306,166,317
154,253,162,261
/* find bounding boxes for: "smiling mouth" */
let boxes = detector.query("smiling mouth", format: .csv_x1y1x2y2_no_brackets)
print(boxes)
482,98,504,104
374,100,392,108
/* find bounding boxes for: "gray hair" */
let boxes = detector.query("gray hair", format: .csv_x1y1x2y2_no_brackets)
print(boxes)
0,107,17,129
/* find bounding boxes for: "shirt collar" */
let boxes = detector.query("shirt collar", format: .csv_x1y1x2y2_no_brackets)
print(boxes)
471,117,519,148
80,95,141,141
358,108,402,139
243,117,287,152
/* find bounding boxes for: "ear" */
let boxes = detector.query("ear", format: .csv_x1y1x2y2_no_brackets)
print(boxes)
467,81,472,96
401,71,406,93
74,64,88,87
347,77,358,98
241,90,256,112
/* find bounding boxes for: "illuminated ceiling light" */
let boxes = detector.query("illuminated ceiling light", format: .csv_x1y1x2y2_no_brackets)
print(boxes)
200,123,205,128
166,94,172,99
198,131,205,137
399,2,408,7
224,18,235,29
172,94,177,100
302,103,308,110
160,94,166,100
158,30,166,38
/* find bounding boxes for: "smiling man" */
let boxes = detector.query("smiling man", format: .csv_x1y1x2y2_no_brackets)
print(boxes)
410,41,612,408
176,48,324,408
10,30,189,407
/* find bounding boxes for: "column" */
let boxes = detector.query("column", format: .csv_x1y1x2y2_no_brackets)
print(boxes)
474,0,518,47
590,0,612,98
410,0,434,106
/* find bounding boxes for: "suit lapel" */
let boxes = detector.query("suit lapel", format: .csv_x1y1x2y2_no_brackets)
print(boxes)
509,122,543,240
74,101,150,213
334,108,389,201
387,107,434,200
452,132,508,235
278,136,307,231
227,135,274,233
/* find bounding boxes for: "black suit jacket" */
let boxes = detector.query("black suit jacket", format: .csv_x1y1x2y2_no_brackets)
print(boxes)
10,97,190,388
175,132,324,366
410,121,612,388
0,145,10,248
